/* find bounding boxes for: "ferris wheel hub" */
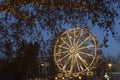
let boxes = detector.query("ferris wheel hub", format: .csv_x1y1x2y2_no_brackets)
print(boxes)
70,47,76,53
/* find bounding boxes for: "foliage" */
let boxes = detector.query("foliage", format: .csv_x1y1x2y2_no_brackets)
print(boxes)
0,0,119,47
0,0,120,79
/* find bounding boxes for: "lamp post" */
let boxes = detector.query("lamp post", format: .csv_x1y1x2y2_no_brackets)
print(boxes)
108,63,112,80
108,63,112,74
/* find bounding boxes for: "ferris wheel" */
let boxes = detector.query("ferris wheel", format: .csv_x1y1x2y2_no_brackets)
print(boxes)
54,28,98,74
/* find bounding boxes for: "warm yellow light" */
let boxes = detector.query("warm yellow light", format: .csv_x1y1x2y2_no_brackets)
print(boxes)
87,71,93,76
108,63,112,67
62,77,64,79
65,73,70,77
58,45,62,47
75,35,78,37
58,73,63,77
79,76,81,79
69,36,72,38
55,77,57,80
41,63,44,66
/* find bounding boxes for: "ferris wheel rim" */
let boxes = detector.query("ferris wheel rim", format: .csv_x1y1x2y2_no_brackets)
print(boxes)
54,28,97,74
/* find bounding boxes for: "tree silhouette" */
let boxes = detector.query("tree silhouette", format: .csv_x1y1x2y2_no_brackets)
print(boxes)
15,41,39,79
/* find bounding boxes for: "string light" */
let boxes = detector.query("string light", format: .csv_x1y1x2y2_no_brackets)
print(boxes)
0,0,95,23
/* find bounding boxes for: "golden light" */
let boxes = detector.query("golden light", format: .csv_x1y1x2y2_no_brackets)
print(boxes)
75,35,79,38
40,63,44,66
55,77,57,80
65,73,70,77
69,36,72,38
58,73,63,77
58,45,62,47
73,73,79,77
108,62,112,74
87,71,93,76
79,76,82,79
62,77,64,79
108,63,112,67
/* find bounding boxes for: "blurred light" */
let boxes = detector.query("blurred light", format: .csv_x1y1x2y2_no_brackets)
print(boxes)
62,77,64,79
73,73,79,77
87,71,93,76
65,73,70,77
55,77,57,80
58,73,63,77
79,76,81,79
108,63,112,67
41,63,44,66
58,45,62,47
69,36,72,38
75,35,79,38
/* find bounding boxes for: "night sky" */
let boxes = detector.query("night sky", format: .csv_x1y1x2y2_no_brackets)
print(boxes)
0,0,120,59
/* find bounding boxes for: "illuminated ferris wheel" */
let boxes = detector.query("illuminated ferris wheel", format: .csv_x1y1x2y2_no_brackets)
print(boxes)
54,28,98,74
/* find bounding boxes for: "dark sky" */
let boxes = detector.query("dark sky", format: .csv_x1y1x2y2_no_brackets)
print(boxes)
0,0,120,59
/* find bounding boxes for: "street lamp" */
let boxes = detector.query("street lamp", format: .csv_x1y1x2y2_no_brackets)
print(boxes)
108,62,113,80
108,63,112,74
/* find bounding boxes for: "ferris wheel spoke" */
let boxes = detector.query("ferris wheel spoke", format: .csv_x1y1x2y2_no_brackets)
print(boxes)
75,55,81,71
77,51,93,57
77,36,91,48
59,53,71,62
75,30,83,47
80,64,84,71
77,44,94,50
67,31,73,46
75,56,84,71
70,55,75,72
61,38,71,47
63,55,72,71
61,51,70,54
76,53,88,69
55,51,69,56
59,46,69,50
